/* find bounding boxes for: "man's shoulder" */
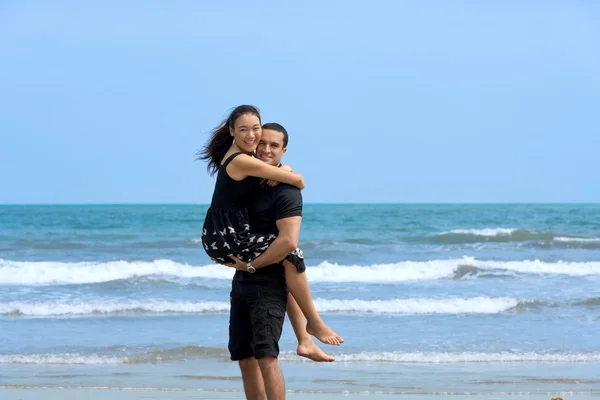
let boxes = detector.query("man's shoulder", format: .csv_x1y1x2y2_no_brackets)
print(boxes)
253,183,300,202
273,183,302,197
272,183,302,219
273,183,302,206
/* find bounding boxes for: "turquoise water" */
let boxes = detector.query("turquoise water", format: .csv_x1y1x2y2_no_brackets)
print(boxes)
1,204,599,395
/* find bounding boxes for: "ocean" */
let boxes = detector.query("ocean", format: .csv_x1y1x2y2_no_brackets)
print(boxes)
1,204,599,397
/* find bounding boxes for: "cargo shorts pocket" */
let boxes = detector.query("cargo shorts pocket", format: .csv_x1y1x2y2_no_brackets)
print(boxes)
266,303,285,336
267,305,285,318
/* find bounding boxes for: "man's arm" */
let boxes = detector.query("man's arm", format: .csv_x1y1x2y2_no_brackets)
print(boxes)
251,216,301,269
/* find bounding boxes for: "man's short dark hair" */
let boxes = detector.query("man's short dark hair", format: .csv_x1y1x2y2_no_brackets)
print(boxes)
262,122,288,148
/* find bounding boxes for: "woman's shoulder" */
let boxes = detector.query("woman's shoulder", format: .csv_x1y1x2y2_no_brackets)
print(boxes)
221,151,249,168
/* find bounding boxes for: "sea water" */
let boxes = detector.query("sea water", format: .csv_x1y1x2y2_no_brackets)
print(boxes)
1,204,599,396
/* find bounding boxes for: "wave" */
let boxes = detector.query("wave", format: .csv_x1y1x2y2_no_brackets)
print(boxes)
555,237,600,243
0,354,128,365
6,237,381,251
453,265,491,279
428,228,600,247
3,257,600,286
470,258,600,276
0,300,230,317
3,349,600,365
7,229,600,250
8,238,205,251
0,297,522,317
576,297,600,306
312,297,520,314
280,351,600,363
506,299,551,312
0,346,229,365
450,259,600,279
0,259,234,285
535,236,600,249
429,228,550,244
444,228,520,236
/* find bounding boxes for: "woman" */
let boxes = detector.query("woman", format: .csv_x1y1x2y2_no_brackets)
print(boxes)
198,105,342,346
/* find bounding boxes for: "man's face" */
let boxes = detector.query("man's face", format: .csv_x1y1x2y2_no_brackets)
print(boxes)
257,129,287,166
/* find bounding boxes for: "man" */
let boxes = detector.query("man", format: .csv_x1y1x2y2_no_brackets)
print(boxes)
227,123,333,400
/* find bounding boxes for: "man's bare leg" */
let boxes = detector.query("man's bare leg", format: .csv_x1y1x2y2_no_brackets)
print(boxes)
257,357,285,400
283,260,344,345
239,358,266,400
287,293,334,362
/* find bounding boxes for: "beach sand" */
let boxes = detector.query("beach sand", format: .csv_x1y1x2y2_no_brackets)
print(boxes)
1,357,599,399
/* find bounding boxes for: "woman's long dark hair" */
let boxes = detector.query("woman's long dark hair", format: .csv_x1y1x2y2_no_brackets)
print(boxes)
197,105,261,176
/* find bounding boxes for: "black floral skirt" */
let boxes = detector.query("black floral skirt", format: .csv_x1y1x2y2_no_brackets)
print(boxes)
201,207,305,273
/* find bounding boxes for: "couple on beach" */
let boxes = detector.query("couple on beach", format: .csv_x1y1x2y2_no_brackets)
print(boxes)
198,105,343,399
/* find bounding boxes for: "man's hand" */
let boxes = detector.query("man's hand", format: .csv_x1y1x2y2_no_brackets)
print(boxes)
212,255,247,271
249,216,301,269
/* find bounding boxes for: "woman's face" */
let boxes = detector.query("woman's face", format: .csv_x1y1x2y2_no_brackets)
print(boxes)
231,113,262,153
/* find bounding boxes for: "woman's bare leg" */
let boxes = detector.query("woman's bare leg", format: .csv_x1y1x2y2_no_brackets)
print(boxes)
287,293,335,362
283,260,343,345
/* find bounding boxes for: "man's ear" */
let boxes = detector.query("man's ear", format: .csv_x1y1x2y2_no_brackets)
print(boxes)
281,147,287,155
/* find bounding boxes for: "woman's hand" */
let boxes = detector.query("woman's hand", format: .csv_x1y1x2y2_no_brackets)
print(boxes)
266,165,293,187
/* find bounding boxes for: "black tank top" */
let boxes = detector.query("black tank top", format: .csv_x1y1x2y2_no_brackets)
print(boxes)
209,152,260,209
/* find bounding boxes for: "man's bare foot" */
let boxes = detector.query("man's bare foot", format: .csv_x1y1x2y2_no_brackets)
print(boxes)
297,341,335,362
306,322,344,346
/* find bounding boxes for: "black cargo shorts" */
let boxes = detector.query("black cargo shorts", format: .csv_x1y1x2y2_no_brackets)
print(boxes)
228,279,288,361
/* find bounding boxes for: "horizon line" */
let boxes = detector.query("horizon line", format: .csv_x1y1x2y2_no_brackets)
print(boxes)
1,202,599,206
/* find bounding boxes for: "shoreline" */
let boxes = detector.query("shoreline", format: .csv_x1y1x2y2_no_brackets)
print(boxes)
1,387,598,399
2,358,599,399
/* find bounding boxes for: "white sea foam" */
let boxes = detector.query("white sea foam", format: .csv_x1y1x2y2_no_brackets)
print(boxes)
279,351,600,363
0,354,127,365
0,259,234,285
444,228,518,236
471,258,600,276
2,257,600,286
4,350,600,365
306,260,457,282
0,297,519,317
0,300,230,316
554,236,600,243
313,297,519,314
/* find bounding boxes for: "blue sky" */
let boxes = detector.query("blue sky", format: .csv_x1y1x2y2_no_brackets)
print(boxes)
1,1,598,203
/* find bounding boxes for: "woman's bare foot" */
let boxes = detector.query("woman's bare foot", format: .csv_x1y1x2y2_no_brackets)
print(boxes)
297,340,335,362
306,322,344,346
